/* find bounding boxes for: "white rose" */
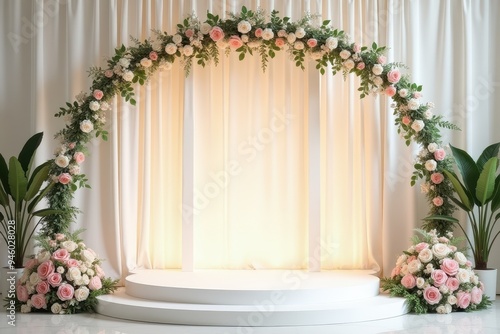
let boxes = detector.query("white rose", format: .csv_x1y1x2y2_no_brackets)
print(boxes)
294,41,305,50
425,159,437,171
372,76,383,87
287,33,296,44
61,240,78,252
411,120,425,132
55,155,70,168
237,20,252,34
51,302,63,314
89,101,100,111
74,286,90,302
140,58,152,68
183,45,194,57
278,29,287,37
398,88,408,97
37,250,51,263
29,272,40,285
241,34,249,43
420,182,431,194
436,305,446,314
172,34,182,45
448,295,457,305
81,249,96,263
261,28,274,41
122,70,134,82
165,43,177,55
427,143,438,153
396,254,407,266
66,267,82,281
408,98,420,110
453,252,467,265
82,274,90,285
432,243,451,259
57,266,65,274
295,27,306,38
21,304,32,313
471,274,479,285
439,284,449,294
372,64,383,75
457,268,471,283
339,50,351,60
416,277,426,289
418,248,433,263
400,264,409,275
407,259,422,274
87,269,95,277
200,22,212,35
216,40,228,49
80,120,94,133
74,277,84,285
118,57,130,68
79,264,88,273
100,101,110,111
151,38,162,51
325,37,338,50
424,110,433,119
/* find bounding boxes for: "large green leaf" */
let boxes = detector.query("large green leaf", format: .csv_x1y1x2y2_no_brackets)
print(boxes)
490,175,500,213
32,208,61,217
476,157,498,205
0,154,10,195
424,215,459,223
8,157,28,203
24,164,50,201
18,132,43,175
0,183,8,207
449,144,480,205
443,169,474,211
476,142,500,172
27,182,55,214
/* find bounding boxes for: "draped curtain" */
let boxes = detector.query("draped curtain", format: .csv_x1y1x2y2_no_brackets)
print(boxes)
1,0,499,283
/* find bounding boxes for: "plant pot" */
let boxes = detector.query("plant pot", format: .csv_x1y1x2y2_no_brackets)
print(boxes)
474,268,497,301
0,266,25,298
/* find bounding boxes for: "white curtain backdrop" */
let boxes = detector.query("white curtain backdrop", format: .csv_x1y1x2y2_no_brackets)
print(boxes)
1,0,500,283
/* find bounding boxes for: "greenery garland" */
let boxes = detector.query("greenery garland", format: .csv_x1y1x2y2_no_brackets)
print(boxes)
42,7,459,237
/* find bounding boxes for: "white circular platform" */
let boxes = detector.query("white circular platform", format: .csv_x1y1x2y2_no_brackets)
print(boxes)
97,270,408,326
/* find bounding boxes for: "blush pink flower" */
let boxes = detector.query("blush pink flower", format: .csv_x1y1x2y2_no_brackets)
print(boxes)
307,38,318,48
52,248,70,262
89,276,103,291
37,260,55,280
47,272,63,287
149,51,158,61
445,277,460,291
433,196,444,207
471,286,483,304
413,92,422,98
36,281,51,294
401,274,417,289
73,151,85,164
402,116,412,126
415,242,429,252
456,290,471,309
17,284,29,302
431,269,448,286
228,36,243,50
185,29,194,38
356,62,365,70
391,266,401,278
57,283,75,301
377,55,387,64
434,148,446,161
353,43,361,53
65,259,80,268
254,28,263,38
31,293,47,309
93,89,104,100
430,172,444,184
58,173,72,185
275,38,286,48
387,69,401,84
440,258,459,276
385,86,396,97
104,69,113,78
209,26,224,41
423,286,442,305
24,258,38,269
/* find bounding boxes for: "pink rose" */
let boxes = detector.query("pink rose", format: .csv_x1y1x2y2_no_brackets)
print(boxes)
37,260,55,279
307,38,317,48
471,286,483,304
385,86,396,97
402,116,412,125
73,152,85,164
89,276,103,291
356,62,365,70
387,69,401,84
407,256,416,263
431,269,448,286
55,233,65,241
93,89,104,100
228,36,243,50
413,92,422,98
94,264,105,279
401,274,417,289
254,28,263,38
104,69,114,78
31,293,47,309
353,43,361,53
275,38,286,48
456,290,471,309
17,284,29,302
466,260,472,268
440,258,459,276
47,272,63,287
65,259,79,268
36,281,51,294
209,26,224,42
445,277,460,291
415,242,429,252
58,173,72,185
434,148,446,161
149,51,158,61
433,196,444,207
57,283,75,301
377,55,387,64
185,29,194,38
391,266,401,278
67,142,76,149
423,286,442,305
430,172,444,184
52,248,70,262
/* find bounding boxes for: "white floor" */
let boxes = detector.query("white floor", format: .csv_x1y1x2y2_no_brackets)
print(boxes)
1,298,499,334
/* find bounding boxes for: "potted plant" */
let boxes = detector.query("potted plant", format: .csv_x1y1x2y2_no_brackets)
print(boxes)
428,142,500,299
0,133,59,295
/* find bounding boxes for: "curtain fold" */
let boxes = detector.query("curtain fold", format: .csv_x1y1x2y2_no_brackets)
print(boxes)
1,0,499,283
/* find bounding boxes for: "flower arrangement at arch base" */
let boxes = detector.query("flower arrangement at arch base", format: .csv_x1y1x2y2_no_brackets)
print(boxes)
14,230,118,314
381,229,491,314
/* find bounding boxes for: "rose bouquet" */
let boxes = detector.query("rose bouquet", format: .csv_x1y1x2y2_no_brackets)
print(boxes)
15,230,117,314
381,229,491,314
